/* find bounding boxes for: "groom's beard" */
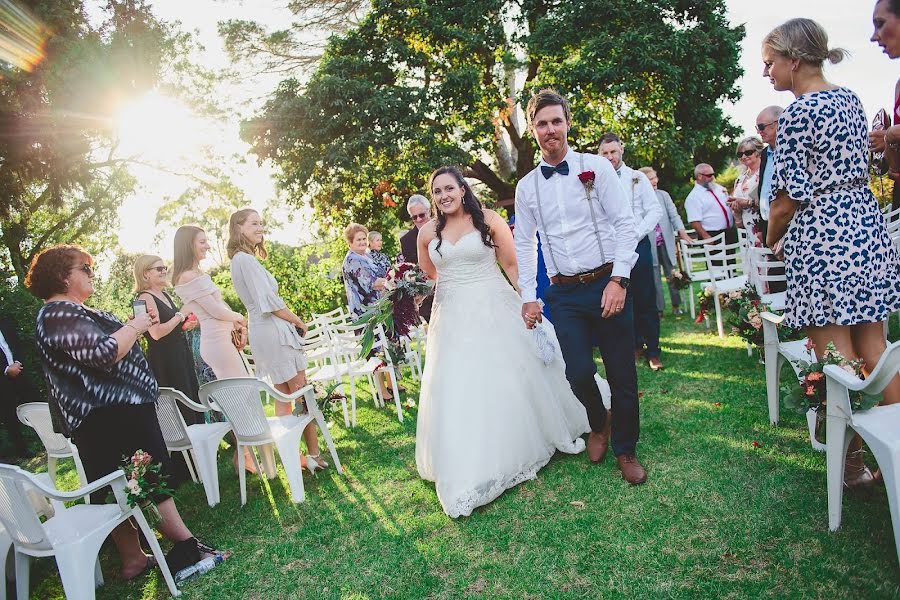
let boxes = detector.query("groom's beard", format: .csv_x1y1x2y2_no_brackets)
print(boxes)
700,180,712,189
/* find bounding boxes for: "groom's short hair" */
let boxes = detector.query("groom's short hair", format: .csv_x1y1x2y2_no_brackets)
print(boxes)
526,89,571,127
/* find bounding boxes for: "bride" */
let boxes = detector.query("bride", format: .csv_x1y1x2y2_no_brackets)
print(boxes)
415,165,591,518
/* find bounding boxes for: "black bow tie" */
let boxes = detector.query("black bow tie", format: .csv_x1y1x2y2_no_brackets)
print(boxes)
541,161,569,179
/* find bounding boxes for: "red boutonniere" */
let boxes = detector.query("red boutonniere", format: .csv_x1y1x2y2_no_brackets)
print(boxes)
578,171,596,195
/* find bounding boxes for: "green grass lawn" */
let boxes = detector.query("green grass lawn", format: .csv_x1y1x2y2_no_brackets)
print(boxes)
19,312,900,599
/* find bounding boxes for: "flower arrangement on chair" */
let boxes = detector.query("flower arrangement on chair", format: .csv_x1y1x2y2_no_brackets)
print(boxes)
667,268,692,290
117,449,173,526
722,282,802,352
781,340,880,441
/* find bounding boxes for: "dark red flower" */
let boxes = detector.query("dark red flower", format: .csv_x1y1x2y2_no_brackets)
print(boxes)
751,440,761,448
578,171,596,183
714,402,721,407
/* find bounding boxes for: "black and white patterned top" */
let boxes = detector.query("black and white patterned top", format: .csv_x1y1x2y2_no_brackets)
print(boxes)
35,301,159,436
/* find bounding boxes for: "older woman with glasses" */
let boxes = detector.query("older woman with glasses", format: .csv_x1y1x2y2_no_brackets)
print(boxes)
29,245,222,579
727,136,766,245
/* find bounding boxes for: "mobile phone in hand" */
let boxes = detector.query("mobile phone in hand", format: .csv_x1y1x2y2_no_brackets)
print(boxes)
132,299,147,318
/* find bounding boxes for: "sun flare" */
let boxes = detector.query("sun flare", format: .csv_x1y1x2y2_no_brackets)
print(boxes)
114,90,213,163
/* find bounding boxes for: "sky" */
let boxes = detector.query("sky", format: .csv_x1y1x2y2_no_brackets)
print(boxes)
113,0,893,260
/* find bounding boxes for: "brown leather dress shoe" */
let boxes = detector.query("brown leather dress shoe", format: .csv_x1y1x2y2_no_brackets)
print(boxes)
587,431,609,463
616,454,647,485
648,357,664,371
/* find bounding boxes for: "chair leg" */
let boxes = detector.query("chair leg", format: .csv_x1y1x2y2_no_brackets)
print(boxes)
94,555,103,588
826,415,853,532
55,550,99,600
806,409,826,452
713,292,725,338
874,449,900,565
14,551,28,600
132,509,180,597
764,351,783,426
258,444,275,480
350,377,358,428
316,413,343,474
339,383,351,428
237,443,248,506
193,439,222,507
182,450,199,483
274,437,305,503
388,368,403,423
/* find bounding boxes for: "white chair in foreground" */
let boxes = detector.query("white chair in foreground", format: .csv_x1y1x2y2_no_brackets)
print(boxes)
824,340,900,564
16,403,89,496
0,464,180,599
199,377,343,505
155,388,233,508
702,237,747,338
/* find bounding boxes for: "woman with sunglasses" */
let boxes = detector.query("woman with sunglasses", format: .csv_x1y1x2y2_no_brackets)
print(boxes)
28,245,223,579
133,255,203,429
727,136,766,245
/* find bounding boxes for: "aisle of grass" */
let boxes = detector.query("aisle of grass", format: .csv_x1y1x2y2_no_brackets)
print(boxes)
22,313,900,598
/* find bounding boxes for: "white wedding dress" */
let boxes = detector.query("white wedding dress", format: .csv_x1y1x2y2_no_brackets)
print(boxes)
415,230,590,518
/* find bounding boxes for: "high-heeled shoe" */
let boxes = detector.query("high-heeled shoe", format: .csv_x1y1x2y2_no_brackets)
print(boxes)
305,452,329,474
844,449,875,489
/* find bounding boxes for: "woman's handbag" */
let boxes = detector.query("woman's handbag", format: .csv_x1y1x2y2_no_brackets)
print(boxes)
231,327,247,351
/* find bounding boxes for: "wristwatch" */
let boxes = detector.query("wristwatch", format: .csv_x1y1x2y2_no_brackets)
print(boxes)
175,311,185,322
611,276,630,289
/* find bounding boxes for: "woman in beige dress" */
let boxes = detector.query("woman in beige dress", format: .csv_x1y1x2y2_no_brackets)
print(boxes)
228,209,327,471
727,136,765,246
172,225,256,473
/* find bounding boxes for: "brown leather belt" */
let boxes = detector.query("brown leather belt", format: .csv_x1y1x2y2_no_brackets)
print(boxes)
550,263,614,285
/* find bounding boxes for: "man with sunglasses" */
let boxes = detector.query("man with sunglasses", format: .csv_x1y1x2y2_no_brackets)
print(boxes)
400,194,434,320
755,105,784,242
684,163,736,244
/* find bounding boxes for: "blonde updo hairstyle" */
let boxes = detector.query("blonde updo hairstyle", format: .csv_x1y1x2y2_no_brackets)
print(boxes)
762,18,847,68
344,223,368,245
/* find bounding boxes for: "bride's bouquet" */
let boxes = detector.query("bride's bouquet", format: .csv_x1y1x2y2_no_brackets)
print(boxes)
354,261,434,358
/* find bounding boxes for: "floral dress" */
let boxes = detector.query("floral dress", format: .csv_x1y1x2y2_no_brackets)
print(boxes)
772,87,900,329
368,250,391,278
342,251,382,316
732,169,761,245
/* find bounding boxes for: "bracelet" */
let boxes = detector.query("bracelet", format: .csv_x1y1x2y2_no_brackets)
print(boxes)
125,323,141,333
175,311,185,322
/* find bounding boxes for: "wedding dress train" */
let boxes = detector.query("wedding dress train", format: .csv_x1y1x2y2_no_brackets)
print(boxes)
415,230,590,518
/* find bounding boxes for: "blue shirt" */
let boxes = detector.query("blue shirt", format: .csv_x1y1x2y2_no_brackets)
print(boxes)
760,146,775,220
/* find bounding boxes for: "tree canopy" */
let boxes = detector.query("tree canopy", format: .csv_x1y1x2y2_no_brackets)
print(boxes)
0,0,211,282
243,0,744,232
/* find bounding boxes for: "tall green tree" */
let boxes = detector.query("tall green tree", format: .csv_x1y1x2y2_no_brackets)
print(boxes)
0,0,212,282
243,0,743,231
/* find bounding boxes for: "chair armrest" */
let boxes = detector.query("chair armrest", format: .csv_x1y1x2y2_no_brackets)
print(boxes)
160,387,209,413
28,469,128,503
261,381,310,404
824,340,900,394
760,311,784,325
823,364,865,390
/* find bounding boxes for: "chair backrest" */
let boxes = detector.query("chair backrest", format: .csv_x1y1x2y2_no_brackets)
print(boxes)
0,465,53,552
677,232,725,279
155,389,192,449
746,246,786,296
16,403,71,457
702,238,744,281
198,378,272,443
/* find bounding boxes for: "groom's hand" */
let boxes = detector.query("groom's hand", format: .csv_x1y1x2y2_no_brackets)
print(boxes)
521,302,543,329
601,279,627,319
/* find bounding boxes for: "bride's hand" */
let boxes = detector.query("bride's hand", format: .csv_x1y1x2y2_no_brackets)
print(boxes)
521,302,542,329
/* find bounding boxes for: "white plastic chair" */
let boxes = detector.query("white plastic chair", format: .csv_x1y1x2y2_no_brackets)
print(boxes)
746,246,786,312
155,388,232,508
199,377,343,505
677,232,724,321
824,341,900,563
702,238,747,338
0,464,180,599
16,403,89,497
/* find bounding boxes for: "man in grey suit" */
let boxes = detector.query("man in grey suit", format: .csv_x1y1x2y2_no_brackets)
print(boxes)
639,167,692,316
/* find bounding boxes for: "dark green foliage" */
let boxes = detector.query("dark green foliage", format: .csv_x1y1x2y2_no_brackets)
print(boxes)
244,0,744,232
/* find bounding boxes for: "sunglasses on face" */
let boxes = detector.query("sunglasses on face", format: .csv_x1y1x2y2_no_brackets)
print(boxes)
699,172,715,178
410,212,429,221
73,263,94,277
755,121,775,133
736,149,757,158
148,266,168,273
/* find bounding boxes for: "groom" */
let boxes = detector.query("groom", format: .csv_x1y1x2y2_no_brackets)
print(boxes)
514,89,647,484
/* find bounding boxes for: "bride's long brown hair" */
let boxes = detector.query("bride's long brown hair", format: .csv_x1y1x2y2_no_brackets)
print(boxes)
429,166,494,256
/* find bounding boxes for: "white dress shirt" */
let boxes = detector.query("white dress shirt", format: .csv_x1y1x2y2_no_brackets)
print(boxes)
616,162,662,241
684,183,734,231
514,148,639,303
0,329,15,375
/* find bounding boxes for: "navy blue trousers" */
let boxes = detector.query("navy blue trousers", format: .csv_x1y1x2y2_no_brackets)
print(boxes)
545,276,640,456
632,236,661,358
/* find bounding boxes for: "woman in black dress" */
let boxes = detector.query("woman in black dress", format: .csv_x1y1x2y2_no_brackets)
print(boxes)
133,255,203,426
